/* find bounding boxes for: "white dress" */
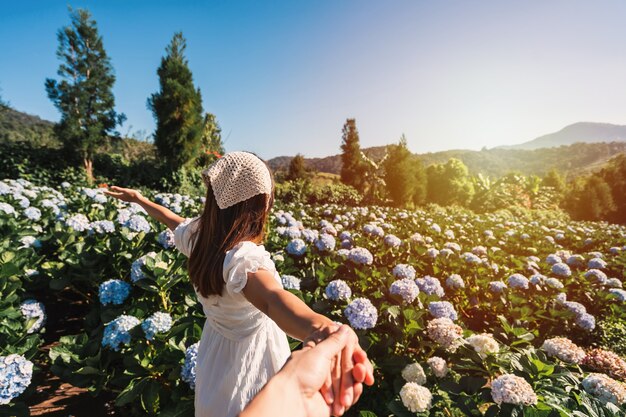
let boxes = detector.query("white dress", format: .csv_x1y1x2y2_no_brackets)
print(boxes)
174,218,291,417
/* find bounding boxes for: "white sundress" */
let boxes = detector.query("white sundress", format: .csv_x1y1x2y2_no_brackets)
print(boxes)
174,218,291,417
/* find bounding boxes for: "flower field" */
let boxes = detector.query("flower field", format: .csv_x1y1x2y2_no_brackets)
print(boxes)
1,177,626,416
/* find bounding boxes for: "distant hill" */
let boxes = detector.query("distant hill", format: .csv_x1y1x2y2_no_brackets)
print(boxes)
498,122,626,150
0,105,58,147
269,142,626,179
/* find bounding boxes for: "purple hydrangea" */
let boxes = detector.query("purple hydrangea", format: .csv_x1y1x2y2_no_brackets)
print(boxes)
344,298,378,329
551,263,571,277
608,288,626,302
384,234,402,248
446,274,465,290
315,234,336,252
489,281,507,294
507,274,529,290
390,278,420,303
325,279,352,301
392,264,416,280
584,269,608,285
588,258,607,269
575,313,596,331
428,301,458,321
348,247,374,265
415,276,445,297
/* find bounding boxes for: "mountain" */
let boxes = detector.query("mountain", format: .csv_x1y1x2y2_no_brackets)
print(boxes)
498,122,626,150
268,142,626,179
0,105,58,147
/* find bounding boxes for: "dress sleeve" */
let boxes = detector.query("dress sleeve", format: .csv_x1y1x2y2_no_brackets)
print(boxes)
173,217,199,257
222,242,279,295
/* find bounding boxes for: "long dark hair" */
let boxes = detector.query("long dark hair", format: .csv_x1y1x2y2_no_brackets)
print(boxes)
187,173,274,298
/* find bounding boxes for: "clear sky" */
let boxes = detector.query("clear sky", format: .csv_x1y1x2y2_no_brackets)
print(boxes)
2,0,626,160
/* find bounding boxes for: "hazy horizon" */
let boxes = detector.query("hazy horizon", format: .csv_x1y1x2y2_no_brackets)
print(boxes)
2,0,626,160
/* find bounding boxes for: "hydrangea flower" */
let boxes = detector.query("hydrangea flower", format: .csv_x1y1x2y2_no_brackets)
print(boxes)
390,279,420,303
125,214,151,233
489,281,507,294
130,252,157,282
507,274,529,289
158,229,176,249
582,349,626,382
428,301,457,321
545,278,564,289
466,333,499,358
541,337,586,364
384,234,401,248
426,248,440,258
545,254,562,265
607,278,623,288
401,363,426,384
427,357,448,378
551,263,571,277
301,229,318,243
91,220,115,234
0,354,34,405
609,288,626,302
582,373,626,405
446,274,465,290
588,256,607,269
400,383,432,413
19,236,41,249
19,299,46,333
392,264,416,280
23,207,41,221
426,318,464,351
141,312,173,340
102,315,141,351
99,279,132,306
0,202,16,216
281,275,301,290
286,239,307,256
462,252,482,264
315,234,336,252
490,374,538,406
415,276,445,297
181,342,199,389
348,247,373,265
66,213,91,232
325,280,352,301
566,255,585,267
584,269,608,285
344,298,378,329
575,313,596,331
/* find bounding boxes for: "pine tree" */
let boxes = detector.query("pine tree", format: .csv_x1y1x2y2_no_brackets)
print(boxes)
148,32,204,172
196,112,224,167
340,118,365,192
287,154,308,181
45,8,125,182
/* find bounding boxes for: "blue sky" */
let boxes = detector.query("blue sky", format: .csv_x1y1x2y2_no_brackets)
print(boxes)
2,1,626,159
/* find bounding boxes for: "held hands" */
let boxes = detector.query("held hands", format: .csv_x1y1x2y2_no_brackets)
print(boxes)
303,324,374,416
103,185,142,203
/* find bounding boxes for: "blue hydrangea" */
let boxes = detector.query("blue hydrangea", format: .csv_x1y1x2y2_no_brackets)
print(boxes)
99,279,132,306
564,301,587,316
446,274,465,289
489,281,507,294
286,239,307,256
609,246,622,255
575,313,596,331
116,208,132,225
588,258,607,269
19,236,41,249
545,278,564,289
130,252,157,282
325,279,352,301
428,301,458,321
545,254,562,265
91,220,115,234
0,202,16,216
584,269,608,284
23,207,41,221
340,239,352,249
384,234,402,248
285,227,302,239
551,263,571,277
19,299,46,334
125,214,151,233
337,248,350,258
301,229,318,243
158,229,176,249
607,278,623,288
339,231,352,241
141,312,173,340
415,276,445,297
281,275,301,290
182,342,199,389
344,298,378,329
430,223,441,233
66,213,91,232
529,274,546,286
389,278,419,303
566,255,585,267
507,274,529,289
0,354,34,405
462,252,482,264
315,234,336,252
609,289,626,302
392,264,416,280
348,247,373,265
102,315,140,351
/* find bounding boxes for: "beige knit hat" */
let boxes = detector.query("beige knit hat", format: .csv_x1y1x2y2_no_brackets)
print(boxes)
201,151,273,209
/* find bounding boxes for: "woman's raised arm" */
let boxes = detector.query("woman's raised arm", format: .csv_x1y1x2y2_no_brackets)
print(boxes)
104,186,185,231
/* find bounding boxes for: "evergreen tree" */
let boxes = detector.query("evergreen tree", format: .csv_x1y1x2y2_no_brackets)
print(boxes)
340,118,366,192
578,176,616,221
148,32,204,172
196,112,224,167
383,136,414,207
287,154,308,181
45,8,125,182
598,154,626,223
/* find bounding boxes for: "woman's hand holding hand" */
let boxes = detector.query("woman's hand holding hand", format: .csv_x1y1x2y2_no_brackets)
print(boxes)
103,186,142,203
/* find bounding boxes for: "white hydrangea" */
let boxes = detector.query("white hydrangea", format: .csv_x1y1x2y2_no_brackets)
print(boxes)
466,333,499,359
427,356,448,378
582,373,626,405
399,382,433,413
491,374,538,406
541,337,586,364
401,362,426,385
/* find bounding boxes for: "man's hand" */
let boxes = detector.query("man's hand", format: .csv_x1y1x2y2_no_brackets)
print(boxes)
103,185,142,203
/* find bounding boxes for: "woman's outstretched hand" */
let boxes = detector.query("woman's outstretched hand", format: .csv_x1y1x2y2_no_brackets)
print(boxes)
103,185,142,203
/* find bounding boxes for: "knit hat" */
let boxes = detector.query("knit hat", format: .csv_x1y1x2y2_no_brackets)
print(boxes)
202,151,273,209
